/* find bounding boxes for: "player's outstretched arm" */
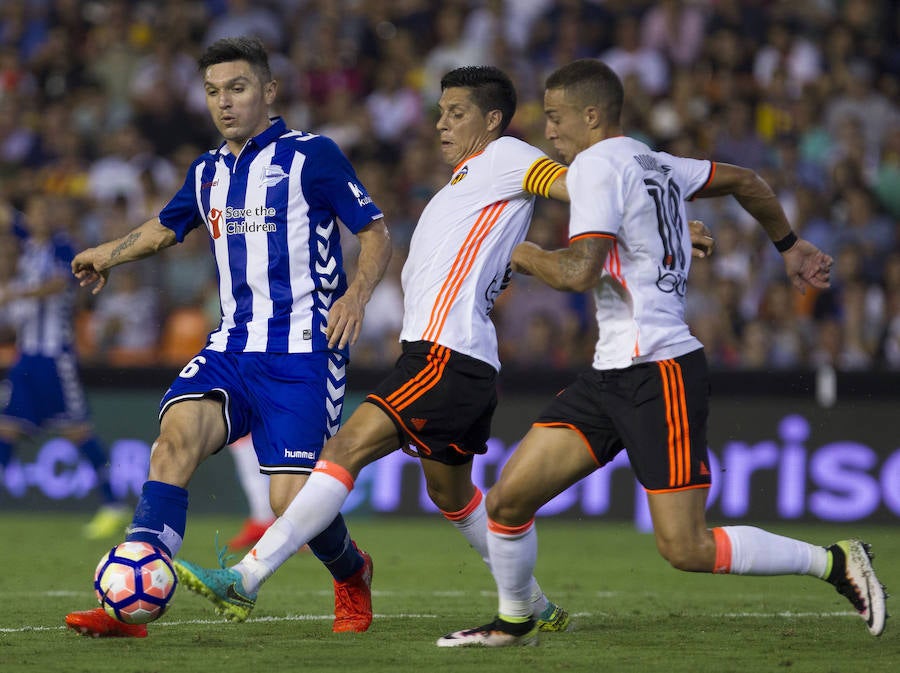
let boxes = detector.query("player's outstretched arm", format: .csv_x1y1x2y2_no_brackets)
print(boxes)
71,218,177,294
326,218,391,350
697,162,831,292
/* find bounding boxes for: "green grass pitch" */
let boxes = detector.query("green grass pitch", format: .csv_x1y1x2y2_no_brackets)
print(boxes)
1,513,897,673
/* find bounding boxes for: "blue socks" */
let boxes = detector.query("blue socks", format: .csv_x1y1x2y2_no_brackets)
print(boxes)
308,513,363,581
126,480,189,558
77,435,117,504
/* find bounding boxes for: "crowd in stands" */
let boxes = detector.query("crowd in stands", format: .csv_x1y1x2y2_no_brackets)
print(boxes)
0,0,897,372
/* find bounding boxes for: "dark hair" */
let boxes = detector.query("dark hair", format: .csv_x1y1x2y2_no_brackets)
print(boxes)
440,66,517,133
546,59,623,124
198,36,272,83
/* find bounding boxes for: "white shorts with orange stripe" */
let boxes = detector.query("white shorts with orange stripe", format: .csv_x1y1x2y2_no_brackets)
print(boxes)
365,340,497,466
534,347,711,493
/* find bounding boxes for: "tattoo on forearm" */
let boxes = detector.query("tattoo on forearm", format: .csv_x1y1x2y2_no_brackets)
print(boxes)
109,232,141,260
558,254,584,281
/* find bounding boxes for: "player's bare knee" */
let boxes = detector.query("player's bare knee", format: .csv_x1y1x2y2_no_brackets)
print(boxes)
656,537,709,572
426,481,469,513
426,483,451,512
269,494,289,517
485,486,533,527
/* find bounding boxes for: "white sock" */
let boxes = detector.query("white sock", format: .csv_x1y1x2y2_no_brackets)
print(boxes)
713,526,828,577
486,517,538,621
229,435,274,522
235,464,352,593
442,491,547,617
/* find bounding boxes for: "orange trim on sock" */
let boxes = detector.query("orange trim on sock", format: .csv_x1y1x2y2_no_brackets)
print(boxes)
441,488,483,522
712,527,732,574
313,460,355,492
487,516,534,537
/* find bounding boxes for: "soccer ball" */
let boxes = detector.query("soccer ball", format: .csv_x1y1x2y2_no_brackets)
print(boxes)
94,541,177,624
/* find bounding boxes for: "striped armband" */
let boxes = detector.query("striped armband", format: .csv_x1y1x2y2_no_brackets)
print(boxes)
523,157,567,198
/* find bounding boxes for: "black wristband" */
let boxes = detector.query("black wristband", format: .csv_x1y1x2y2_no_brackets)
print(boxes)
773,231,798,252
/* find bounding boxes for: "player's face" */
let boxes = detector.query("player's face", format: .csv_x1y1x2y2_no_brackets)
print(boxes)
204,60,276,152
543,87,591,164
436,87,496,167
24,196,52,240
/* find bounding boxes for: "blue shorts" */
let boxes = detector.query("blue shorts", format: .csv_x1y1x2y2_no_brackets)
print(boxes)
159,349,346,475
0,352,91,431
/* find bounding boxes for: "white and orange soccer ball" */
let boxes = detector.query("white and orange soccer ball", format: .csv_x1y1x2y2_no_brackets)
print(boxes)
94,541,177,624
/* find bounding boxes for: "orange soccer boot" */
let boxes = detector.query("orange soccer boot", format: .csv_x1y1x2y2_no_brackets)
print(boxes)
65,608,149,638
332,548,373,633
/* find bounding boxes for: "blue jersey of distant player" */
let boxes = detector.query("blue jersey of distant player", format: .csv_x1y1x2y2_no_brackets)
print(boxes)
13,224,77,357
158,116,384,359
0,222,90,429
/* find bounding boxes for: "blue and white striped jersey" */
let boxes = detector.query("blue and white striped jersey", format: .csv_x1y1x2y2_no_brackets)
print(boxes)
13,231,77,357
159,117,383,356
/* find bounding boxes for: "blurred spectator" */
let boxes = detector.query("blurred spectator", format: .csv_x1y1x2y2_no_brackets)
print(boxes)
0,44,37,98
203,0,283,50
825,59,900,165
712,100,771,170
737,319,771,369
877,296,900,368
756,280,808,369
710,219,752,286
422,5,487,102
646,67,709,144
364,63,423,153
0,0,895,375
529,0,611,71
600,12,669,97
0,232,19,363
792,186,836,261
87,124,176,223
81,0,142,127
351,253,404,368
502,0,554,53
752,19,822,97
129,36,208,153
830,186,896,280
874,126,900,218
90,263,159,365
640,0,708,68
158,226,216,312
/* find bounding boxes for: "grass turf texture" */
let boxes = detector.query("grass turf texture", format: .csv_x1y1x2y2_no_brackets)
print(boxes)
1,513,897,673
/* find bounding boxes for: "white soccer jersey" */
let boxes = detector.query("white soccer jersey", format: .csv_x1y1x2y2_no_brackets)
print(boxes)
400,136,566,371
566,135,714,369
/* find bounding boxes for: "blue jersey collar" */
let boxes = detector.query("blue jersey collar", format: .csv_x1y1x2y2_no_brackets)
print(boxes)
217,117,288,156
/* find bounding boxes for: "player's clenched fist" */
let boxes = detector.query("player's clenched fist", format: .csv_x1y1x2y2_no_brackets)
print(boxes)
71,248,110,295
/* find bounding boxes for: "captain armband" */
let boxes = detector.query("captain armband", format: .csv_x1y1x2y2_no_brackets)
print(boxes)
523,158,567,198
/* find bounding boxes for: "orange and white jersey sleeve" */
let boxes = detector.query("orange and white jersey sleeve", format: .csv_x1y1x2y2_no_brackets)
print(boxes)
566,136,712,369
400,136,566,370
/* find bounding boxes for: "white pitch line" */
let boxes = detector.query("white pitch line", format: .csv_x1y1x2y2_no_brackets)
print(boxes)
0,613,440,634
0,610,857,634
719,611,857,618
